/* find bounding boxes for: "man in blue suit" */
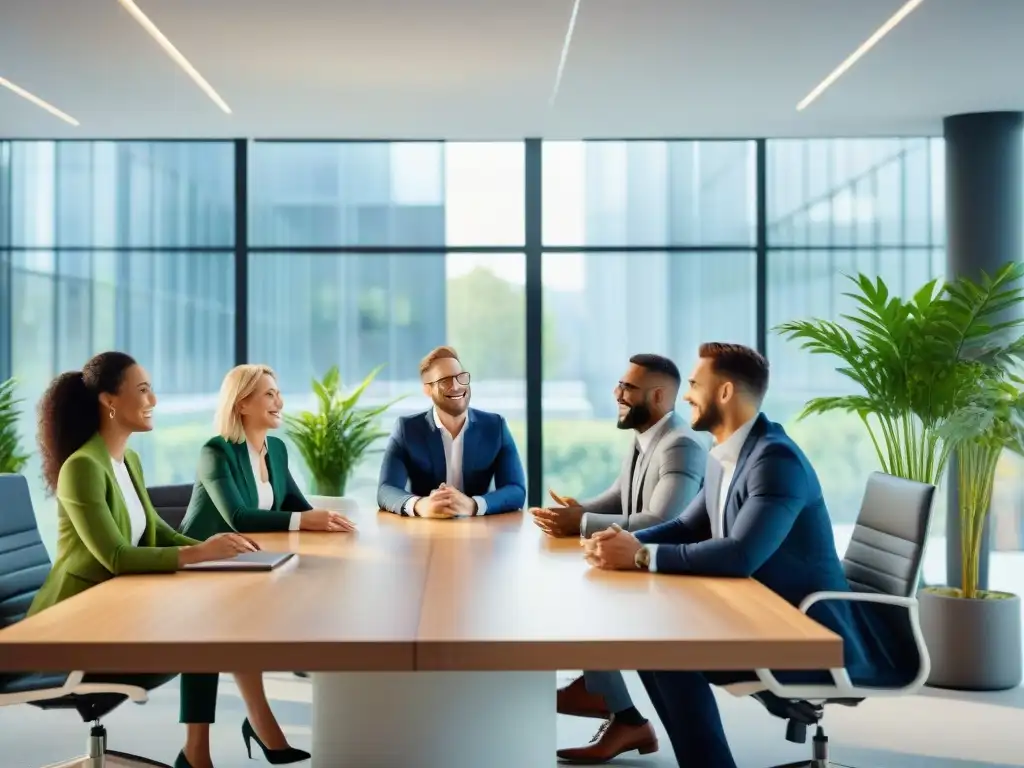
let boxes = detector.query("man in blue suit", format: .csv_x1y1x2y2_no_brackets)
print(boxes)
377,345,526,518
585,342,911,768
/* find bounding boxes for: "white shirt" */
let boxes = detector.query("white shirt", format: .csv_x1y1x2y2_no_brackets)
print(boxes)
708,415,758,538
246,441,301,531
403,409,487,516
636,411,673,457
647,415,758,572
111,457,148,546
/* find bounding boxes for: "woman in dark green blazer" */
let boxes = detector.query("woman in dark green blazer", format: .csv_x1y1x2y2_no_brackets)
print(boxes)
29,352,260,768
177,364,355,766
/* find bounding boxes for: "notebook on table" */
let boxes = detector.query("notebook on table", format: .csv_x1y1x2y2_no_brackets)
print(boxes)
182,551,296,571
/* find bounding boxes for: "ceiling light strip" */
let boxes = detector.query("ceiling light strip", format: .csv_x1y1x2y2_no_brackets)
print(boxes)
549,0,582,107
797,0,925,111
116,0,232,114
0,76,80,126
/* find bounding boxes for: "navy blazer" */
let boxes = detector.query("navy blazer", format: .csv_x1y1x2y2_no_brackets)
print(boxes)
376,408,526,516
636,414,912,687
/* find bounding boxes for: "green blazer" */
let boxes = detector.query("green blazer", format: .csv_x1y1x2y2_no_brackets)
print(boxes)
28,432,199,618
178,435,312,541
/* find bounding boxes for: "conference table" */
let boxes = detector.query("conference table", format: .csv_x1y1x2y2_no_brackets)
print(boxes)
0,510,842,768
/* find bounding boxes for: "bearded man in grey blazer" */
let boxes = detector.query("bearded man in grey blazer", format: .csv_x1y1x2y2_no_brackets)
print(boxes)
531,353,707,763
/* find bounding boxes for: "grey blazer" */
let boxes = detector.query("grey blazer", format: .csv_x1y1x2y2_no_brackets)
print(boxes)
580,412,708,538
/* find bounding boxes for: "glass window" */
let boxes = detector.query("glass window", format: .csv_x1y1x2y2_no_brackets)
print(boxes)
0,143,10,249
249,142,525,247
248,252,526,509
6,142,234,248
541,250,757,499
3,140,236,553
0,251,10,381
10,250,235,552
542,141,756,247
767,138,943,249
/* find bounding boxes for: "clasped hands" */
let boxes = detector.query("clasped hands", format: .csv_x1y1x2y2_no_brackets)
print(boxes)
414,483,478,518
582,524,644,570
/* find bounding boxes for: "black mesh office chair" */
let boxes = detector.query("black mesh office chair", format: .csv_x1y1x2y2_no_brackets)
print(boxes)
724,471,936,768
146,483,194,531
0,473,172,768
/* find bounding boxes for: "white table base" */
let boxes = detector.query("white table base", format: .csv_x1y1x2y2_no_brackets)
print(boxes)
312,671,555,768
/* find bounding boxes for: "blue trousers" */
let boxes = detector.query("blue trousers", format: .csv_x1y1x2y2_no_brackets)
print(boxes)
638,670,754,768
582,670,635,712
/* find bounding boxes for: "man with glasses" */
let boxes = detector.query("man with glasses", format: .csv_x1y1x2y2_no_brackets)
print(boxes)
377,345,526,518
531,353,706,763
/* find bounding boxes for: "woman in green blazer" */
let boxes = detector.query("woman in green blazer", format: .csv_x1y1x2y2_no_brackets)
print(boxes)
28,351,260,768
177,364,355,766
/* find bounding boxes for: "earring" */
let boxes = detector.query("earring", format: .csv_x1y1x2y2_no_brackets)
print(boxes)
109,407,115,420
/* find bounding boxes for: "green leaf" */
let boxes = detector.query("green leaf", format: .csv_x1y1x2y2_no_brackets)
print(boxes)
773,261,1024,496
283,365,407,495
0,377,30,474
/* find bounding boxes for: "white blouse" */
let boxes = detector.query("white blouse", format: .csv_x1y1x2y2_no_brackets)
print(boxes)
111,457,148,546
246,440,301,531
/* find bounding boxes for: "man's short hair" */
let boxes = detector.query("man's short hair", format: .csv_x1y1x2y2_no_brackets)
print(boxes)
419,345,460,379
698,342,769,403
629,353,681,388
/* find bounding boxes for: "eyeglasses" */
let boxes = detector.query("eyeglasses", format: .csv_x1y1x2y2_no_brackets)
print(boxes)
425,371,471,388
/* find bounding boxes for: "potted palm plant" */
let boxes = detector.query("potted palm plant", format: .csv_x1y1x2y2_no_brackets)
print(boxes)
774,265,1024,488
923,371,1024,689
775,262,1024,691
0,377,30,474
284,365,403,513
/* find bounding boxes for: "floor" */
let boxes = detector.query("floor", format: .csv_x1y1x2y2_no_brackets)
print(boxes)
2,671,1023,768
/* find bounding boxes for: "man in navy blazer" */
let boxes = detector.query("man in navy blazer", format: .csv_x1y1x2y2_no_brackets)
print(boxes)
377,345,526,518
585,342,913,768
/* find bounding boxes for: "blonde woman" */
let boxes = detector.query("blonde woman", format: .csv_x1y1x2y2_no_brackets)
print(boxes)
175,364,354,768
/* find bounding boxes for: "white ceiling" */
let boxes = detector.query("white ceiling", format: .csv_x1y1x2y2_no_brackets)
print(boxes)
0,0,1022,139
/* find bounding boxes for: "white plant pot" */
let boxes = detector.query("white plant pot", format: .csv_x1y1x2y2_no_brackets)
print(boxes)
306,494,359,515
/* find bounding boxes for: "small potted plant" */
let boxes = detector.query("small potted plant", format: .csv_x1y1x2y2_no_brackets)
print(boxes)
923,374,1024,690
284,365,402,514
0,377,29,474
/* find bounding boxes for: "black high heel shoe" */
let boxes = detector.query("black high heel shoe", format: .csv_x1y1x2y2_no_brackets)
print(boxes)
173,751,194,768
242,718,311,764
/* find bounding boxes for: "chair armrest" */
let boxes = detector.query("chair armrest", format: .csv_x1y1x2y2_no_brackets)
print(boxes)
0,671,149,707
753,590,931,701
798,590,919,613
71,683,149,704
0,671,85,707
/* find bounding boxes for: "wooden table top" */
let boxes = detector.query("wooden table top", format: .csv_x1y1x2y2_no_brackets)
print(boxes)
0,511,842,674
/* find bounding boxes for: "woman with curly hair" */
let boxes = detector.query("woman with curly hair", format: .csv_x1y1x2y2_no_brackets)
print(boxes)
27,351,295,768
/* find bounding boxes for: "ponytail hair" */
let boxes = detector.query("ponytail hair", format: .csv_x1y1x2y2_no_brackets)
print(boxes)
37,351,137,493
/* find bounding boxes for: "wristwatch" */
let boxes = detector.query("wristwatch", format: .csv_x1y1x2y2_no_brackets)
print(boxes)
634,545,651,570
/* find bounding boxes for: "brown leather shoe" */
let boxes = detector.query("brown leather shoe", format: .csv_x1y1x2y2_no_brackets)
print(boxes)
557,718,659,763
557,676,611,719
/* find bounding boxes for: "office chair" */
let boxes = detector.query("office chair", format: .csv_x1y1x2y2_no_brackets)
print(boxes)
146,483,194,531
725,471,935,768
0,473,172,768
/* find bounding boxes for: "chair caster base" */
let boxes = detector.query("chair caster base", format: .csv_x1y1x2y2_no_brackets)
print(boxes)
42,756,171,768
765,725,854,768
105,751,172,767
41,723,171,768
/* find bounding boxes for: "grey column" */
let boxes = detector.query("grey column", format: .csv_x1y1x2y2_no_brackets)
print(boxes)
944,111,1024,590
